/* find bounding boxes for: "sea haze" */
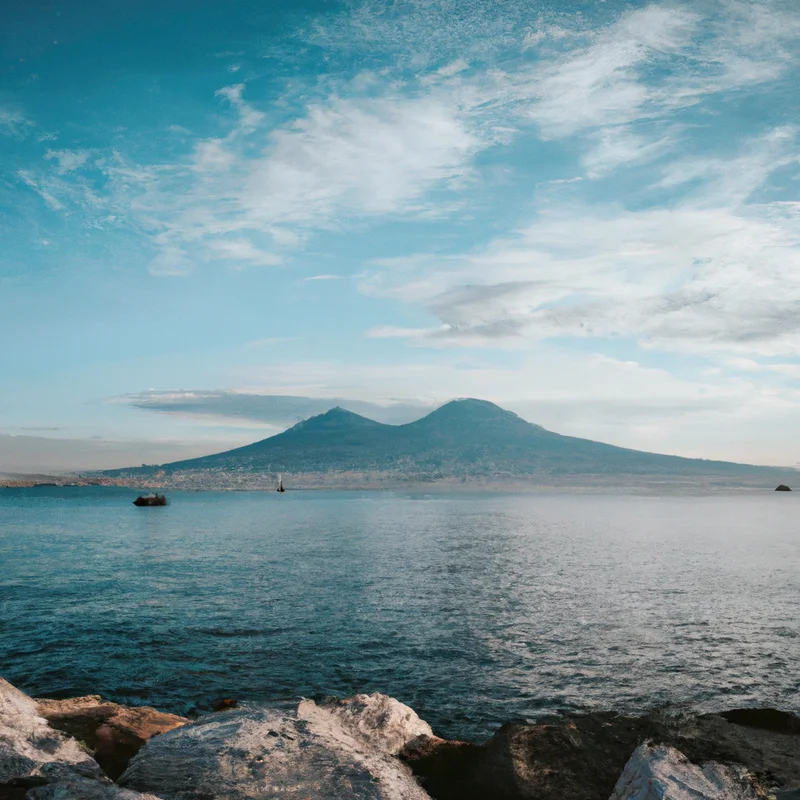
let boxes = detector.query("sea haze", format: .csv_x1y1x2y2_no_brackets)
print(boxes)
1,487,798,740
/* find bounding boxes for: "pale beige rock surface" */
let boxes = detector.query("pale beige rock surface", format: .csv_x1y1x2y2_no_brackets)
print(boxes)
120,695,433,800
313,693,434,756
0,677,98,785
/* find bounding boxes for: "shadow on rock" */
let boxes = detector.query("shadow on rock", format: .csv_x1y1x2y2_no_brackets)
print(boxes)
400,708,800,800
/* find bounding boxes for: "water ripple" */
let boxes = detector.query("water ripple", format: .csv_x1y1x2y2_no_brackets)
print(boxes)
1,487,799,739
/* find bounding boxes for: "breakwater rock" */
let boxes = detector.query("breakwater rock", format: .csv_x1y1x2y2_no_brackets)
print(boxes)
2,676,799,800
36,695,188,781
0,678,160,799
400,707,800,800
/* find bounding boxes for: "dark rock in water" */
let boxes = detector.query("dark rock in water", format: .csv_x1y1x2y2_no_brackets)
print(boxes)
132,494,167,506
36,695,188,780
712,708,800,735
211,698,237,712
775,484,792,491
401,709,800,800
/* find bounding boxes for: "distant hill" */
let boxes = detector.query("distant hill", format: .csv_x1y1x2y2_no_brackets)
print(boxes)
100,398,796,490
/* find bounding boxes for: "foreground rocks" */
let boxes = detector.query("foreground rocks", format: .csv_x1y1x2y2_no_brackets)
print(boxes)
3,674,799,800
0,678,160,799
119,694,432,800
36,695,188,780
400,708,800,800
609,743,763,800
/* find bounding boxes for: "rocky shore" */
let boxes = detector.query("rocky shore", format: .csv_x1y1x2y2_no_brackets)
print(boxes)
1,677,798,800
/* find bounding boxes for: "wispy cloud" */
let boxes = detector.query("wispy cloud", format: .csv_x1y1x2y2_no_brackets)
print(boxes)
44,149,91,174
116,389,433,426
0,106,33,138
362,125,800,356
13,0,800,283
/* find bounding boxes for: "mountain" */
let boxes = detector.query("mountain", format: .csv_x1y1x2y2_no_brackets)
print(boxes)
101,399,796,489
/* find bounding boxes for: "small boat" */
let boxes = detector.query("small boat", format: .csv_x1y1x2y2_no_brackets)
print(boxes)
277,474,285,493
133,493,168,506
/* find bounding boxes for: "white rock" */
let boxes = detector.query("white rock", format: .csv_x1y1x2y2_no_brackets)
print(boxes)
0,677,98,784
120,697,433,800
610,743,762,800
310,694,434,756
1,678,161,799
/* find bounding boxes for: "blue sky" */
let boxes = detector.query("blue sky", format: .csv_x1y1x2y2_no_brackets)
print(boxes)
2,0,800,472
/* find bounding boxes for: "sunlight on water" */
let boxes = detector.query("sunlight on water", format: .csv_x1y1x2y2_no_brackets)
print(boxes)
1,487,798,740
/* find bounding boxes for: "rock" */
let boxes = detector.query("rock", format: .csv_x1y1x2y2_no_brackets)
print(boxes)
0,678,100,787
609,743,762,800
211,699,237,712
683,710,800,792
401,711,667,800
713,708,800,735
36,696,188,780
401,709,800,800
23,763,163,799
316,693,435,755
119,695,433,799
775,485,792,491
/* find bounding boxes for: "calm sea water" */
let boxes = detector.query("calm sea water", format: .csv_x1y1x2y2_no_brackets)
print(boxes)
0,487,798,740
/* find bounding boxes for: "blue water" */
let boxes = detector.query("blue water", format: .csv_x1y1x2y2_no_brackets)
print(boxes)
1,487,798,740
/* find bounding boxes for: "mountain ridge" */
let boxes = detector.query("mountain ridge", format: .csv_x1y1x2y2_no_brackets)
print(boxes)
100,398,797,489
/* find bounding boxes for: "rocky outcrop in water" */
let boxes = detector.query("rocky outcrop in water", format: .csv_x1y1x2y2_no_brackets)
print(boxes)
35,695,188,780
118,694,432,800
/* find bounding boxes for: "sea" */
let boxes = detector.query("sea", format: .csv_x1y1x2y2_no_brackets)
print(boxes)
0,486,798,741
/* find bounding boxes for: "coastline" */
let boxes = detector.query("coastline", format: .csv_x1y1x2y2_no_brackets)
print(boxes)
1,472,796,493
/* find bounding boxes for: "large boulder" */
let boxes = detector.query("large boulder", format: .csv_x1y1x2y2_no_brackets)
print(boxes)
401,708,800,800
0,678,161,799
119,694,432,800
36,695,188,779
609,743,761,800
401,711,667,800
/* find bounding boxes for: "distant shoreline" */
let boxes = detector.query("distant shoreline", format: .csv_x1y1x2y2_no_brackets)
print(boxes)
1,473,795,494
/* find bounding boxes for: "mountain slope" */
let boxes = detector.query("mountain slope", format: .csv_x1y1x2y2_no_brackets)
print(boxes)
102,399,795,487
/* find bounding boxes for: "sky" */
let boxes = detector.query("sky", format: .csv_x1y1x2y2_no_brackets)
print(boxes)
2,0,800,473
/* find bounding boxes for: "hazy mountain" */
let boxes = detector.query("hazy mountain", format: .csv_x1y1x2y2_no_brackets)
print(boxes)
102,399,795,488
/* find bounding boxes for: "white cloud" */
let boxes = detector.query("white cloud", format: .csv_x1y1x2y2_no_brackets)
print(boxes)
361,127,800,356
0,106,33,138
241,94,483,224
89,86,495,275
523,6,698,139
582,125,679,178
206,238,282,267
17,170,65,210
147,246,192,277
44,149,91,174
